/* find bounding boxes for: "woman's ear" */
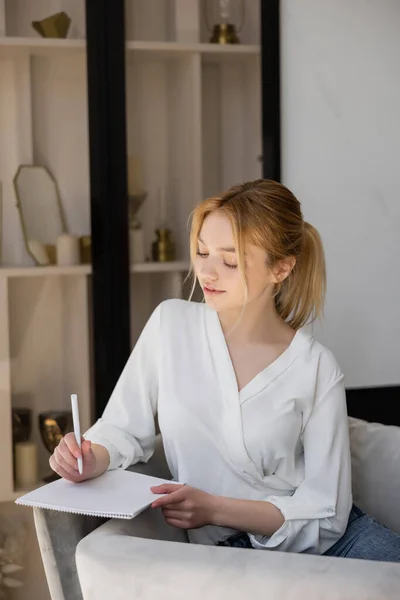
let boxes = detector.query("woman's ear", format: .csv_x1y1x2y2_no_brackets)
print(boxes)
273,257,296,284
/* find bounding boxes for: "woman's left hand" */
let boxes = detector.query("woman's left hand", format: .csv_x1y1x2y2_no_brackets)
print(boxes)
150,484,216,529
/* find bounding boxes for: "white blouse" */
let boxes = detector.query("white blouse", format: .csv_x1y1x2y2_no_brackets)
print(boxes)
84,299,352,554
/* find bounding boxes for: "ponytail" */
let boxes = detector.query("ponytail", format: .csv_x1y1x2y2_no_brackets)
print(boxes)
275,222,326,330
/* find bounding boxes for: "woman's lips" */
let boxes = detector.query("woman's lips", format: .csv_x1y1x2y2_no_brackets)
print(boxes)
203,286,226,296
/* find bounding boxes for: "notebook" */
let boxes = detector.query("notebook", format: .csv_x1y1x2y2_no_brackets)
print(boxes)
15,470,181,519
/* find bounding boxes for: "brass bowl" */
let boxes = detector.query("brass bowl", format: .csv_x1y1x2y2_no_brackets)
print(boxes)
32,12,71,39
38,410,73,454
38,410,73,482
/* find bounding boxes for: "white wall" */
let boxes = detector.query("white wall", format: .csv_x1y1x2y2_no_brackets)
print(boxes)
281,0,400,387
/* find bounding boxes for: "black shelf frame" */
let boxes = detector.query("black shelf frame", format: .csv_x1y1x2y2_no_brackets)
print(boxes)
85,0,131,419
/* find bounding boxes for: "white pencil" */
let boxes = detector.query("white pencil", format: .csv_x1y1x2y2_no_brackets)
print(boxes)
71,394,83,475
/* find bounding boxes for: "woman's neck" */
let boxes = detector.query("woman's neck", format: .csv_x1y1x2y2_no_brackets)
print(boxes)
218,294,292,345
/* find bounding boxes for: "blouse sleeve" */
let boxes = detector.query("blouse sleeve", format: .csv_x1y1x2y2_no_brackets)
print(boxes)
249,361,352,554
83,303,161,471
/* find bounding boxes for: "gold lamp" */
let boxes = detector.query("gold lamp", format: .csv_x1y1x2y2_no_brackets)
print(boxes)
203,0,245,44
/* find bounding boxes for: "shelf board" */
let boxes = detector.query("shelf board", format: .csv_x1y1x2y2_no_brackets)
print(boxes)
126,40,260,61
198,43,260,63
0,265,91,278
0,36,259,61
130,260,189,273
0,262,189,278
0,36,86,57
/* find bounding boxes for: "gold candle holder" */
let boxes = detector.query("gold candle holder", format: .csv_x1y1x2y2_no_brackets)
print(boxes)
203,0,245,44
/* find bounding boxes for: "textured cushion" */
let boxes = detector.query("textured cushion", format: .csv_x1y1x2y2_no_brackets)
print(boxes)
349,417,400,534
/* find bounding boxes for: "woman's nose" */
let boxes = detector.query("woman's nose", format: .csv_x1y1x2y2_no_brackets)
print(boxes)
199,258,218,280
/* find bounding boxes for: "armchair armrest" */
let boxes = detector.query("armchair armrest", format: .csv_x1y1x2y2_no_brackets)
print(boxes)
34,508,107,600
76,514,400,600
34,435,169,600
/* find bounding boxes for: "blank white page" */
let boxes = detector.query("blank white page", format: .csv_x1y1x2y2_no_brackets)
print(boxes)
15,470,177,519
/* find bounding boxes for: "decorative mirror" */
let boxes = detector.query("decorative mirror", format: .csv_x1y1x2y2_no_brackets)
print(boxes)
13,165,68,265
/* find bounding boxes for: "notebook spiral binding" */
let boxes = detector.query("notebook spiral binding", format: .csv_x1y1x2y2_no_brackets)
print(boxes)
15,498,132,519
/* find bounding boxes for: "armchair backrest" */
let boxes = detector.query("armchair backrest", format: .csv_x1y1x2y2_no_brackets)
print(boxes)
349,417,400,534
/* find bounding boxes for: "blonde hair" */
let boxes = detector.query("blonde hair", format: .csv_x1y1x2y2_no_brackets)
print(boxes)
188,179,326,330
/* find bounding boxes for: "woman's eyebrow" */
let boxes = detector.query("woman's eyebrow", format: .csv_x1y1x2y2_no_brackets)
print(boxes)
198,236,236,253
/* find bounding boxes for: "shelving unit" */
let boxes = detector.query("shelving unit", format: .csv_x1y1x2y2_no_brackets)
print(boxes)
0,268,92,502
0,0,261,502
0,261,190,502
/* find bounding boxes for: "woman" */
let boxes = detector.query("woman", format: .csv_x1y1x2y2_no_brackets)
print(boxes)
50,179,400,560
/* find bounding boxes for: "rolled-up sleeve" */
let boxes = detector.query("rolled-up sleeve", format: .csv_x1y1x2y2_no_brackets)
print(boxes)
83,303,161,471
249,372,352,554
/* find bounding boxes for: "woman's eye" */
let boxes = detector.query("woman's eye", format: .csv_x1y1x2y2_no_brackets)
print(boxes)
196,251,237,269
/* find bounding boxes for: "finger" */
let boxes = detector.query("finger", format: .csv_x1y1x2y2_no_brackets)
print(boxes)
81,439,92,457
63,432,82,459
54,447,80,477
164,518,190,529
49,454,79,482
152,489,187,508
162,509,192,521
57,441,79,468
159,501,187,511
150,484,184,494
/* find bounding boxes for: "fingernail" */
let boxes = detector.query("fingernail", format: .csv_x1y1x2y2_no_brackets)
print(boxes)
75,452,82,459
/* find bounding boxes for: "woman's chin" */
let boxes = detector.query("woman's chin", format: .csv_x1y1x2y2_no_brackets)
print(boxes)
203,293,228,309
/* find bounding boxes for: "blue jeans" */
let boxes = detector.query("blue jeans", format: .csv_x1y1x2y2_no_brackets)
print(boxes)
216,505,400,561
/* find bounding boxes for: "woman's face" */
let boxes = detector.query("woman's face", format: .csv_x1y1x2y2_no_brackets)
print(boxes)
194,212,277,312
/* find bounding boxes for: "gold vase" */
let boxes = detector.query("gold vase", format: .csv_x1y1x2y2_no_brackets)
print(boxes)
79,235,92,264
152,229,176,262
45,244,57,265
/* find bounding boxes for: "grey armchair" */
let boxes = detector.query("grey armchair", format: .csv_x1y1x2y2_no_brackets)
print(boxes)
34,418,400,600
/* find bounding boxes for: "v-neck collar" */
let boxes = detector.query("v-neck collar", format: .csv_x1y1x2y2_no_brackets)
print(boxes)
206,306,311,404
204,304,311,483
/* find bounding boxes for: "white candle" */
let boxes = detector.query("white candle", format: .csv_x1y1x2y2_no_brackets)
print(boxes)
56,233,80,265
15,441,38,488
129,228,145,263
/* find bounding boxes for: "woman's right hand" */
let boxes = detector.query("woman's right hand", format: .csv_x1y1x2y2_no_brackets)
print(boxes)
49,433,98,483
